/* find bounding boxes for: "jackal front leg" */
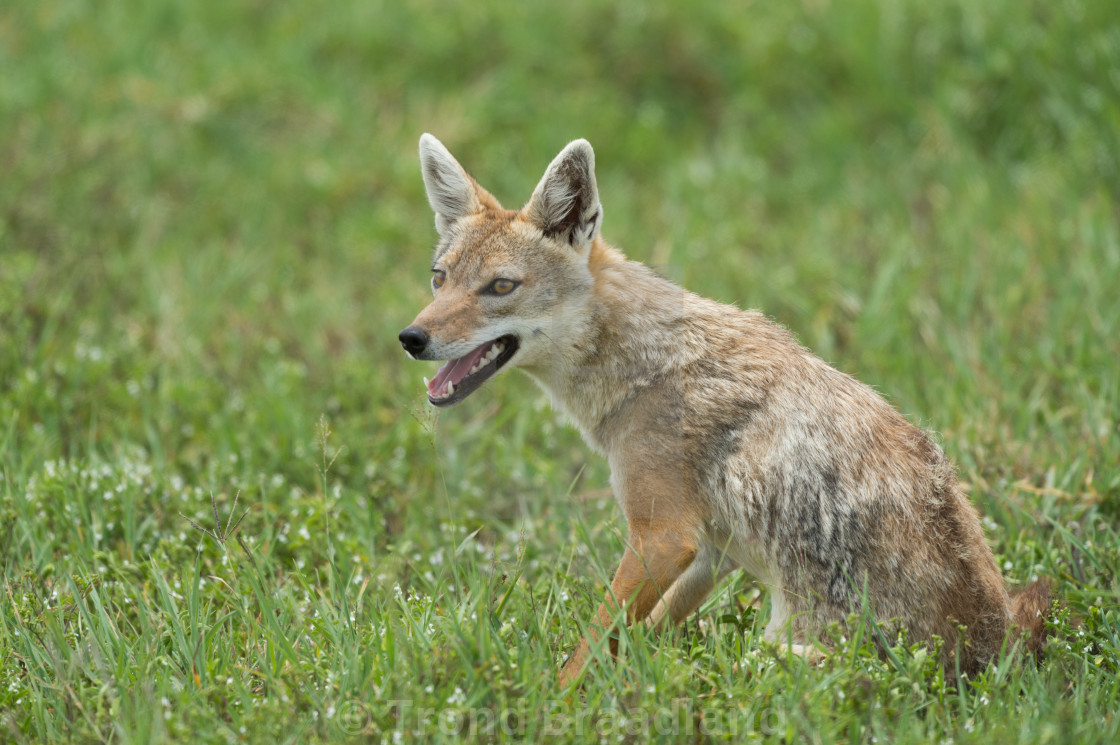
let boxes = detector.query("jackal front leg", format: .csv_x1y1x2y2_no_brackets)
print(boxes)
558,527,698,687
645,543,737,631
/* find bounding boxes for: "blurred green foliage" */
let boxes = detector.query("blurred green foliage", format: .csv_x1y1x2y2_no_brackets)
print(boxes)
1,0,1119,742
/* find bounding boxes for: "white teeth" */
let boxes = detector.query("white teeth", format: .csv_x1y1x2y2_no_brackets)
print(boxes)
468,346,504,376
429,340,511,402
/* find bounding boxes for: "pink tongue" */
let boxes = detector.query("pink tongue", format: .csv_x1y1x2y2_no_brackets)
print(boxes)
427,340,494,396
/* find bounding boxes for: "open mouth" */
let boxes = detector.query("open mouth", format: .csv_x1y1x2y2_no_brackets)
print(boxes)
426,335,519,407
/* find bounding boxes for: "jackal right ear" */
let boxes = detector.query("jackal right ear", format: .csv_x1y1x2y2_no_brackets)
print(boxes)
419,134,488,236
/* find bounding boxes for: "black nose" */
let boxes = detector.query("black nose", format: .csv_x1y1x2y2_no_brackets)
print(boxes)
398,326,429,357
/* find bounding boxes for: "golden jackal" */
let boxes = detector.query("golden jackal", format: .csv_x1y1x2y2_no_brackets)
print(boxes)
400,134,1050,685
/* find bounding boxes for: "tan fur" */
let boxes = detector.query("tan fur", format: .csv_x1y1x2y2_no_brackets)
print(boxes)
402,135,1053,686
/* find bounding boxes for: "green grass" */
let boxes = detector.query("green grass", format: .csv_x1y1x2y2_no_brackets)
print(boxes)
2,0,1119,742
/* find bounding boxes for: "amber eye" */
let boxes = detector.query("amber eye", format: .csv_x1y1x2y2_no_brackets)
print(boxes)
432,270,446,289
488,278,518,295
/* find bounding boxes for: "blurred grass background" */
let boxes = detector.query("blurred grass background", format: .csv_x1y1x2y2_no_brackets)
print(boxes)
2,0,1119,742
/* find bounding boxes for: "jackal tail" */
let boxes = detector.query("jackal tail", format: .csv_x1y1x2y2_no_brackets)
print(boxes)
1011,578,1052,661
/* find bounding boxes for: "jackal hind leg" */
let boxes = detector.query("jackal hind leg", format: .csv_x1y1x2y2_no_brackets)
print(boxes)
761,586,826,665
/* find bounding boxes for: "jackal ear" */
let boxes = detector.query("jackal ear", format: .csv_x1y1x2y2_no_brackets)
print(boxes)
419,134,489,236
525,139,602,251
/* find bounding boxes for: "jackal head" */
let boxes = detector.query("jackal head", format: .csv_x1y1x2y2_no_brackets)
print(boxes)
400,134,603,407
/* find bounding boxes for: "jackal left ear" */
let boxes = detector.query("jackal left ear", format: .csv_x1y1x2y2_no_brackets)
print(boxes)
525,139,602,252
419,133,490,236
